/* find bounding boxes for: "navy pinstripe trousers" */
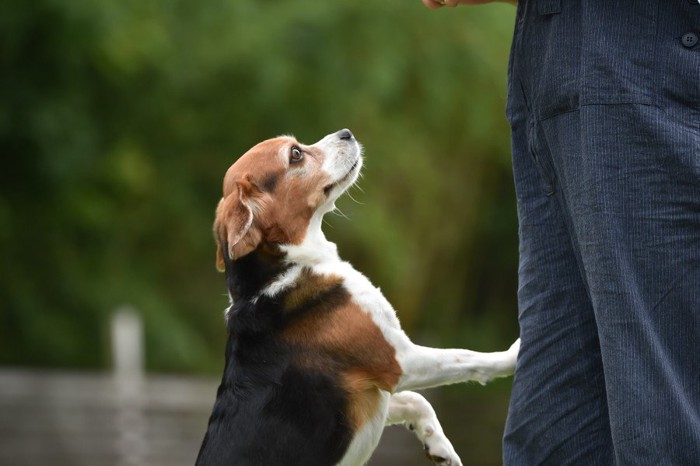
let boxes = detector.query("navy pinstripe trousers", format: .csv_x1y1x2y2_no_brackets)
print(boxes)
503,1,700,464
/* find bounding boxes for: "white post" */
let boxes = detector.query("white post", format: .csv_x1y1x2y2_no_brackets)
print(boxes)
111,307,147,466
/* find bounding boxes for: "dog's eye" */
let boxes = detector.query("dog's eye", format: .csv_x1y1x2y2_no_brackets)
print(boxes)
290,146,304,164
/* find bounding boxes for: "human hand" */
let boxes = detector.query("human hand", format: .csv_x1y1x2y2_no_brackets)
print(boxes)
421,0,515,9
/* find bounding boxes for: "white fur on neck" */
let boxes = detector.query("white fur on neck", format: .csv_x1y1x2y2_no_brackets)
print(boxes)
281,211,340,267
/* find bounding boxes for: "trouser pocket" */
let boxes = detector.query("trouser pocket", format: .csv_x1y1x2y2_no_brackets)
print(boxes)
537,0,561,16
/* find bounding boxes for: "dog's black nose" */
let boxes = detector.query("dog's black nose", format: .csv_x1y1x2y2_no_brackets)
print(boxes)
337,128,354,141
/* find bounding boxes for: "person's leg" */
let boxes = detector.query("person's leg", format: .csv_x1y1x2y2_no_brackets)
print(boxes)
540,104,700,464
504,1,699,463
502,78,615,465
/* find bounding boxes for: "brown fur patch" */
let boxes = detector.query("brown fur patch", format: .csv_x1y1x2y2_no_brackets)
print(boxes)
280,271,402,430
343,371,383,433
283,268,344,310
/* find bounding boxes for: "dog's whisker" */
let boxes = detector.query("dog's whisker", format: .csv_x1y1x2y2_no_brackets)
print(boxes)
345,190,364,205
332,206,351,220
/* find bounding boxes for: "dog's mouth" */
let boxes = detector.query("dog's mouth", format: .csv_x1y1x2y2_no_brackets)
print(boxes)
323,158,360,196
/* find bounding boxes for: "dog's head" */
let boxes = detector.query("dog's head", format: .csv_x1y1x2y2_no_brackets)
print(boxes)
214,129,362,270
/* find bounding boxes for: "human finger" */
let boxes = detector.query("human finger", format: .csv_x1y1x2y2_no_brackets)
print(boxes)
421,0,445,9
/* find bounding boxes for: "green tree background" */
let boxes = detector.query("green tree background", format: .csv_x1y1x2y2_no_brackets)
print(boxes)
0,0,518,375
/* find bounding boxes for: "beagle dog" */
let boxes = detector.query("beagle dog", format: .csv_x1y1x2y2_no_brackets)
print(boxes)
196,129,520,466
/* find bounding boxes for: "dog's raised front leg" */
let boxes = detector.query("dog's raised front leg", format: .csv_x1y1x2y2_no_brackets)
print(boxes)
394,338,520,392
386,391,461,466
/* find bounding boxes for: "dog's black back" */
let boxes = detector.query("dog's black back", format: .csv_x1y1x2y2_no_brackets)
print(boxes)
195,249,355,466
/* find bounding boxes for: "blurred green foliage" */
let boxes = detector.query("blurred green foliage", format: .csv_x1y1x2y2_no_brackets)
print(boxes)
0,0,517,374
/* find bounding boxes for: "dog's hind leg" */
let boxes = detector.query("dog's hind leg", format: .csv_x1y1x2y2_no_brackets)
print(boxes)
386,391,462,466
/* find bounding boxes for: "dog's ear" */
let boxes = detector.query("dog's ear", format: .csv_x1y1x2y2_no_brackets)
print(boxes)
213,179,262,271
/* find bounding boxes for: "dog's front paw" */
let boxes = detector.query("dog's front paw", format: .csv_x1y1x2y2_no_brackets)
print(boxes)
508,338,521,356
422,432,462,466
507,338,520,368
